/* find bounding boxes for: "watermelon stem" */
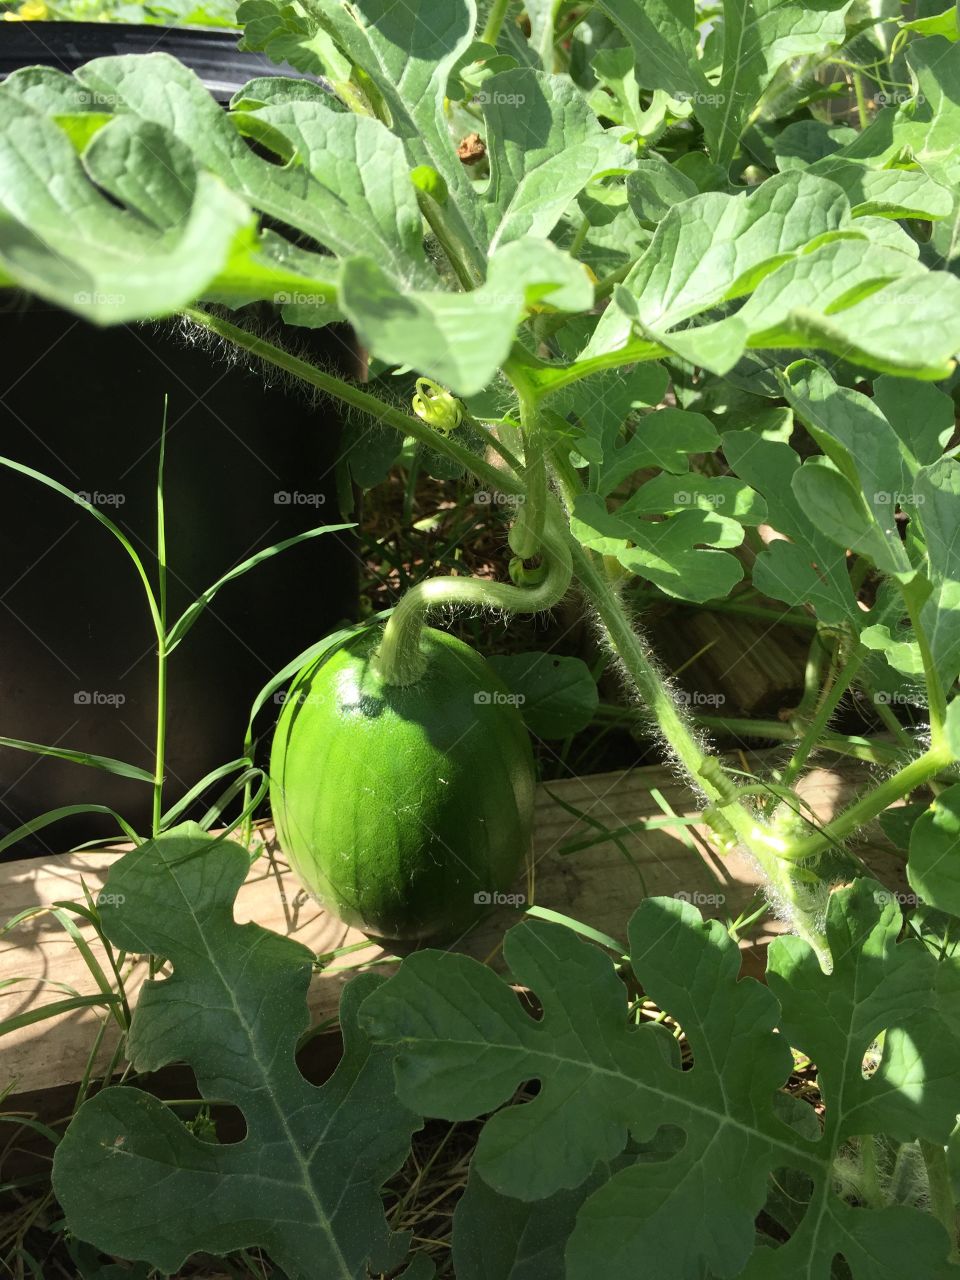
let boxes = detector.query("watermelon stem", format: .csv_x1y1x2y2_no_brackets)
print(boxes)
376,510,573,686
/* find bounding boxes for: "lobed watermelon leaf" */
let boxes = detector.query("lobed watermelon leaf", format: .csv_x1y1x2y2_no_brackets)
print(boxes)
361,881,960,1279
51,826,424,1280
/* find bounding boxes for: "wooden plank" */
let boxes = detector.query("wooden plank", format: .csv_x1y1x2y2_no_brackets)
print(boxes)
0,754,870,1094
649,606,810,719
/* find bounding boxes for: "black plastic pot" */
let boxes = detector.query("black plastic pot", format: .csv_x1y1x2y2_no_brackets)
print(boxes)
0,27,360,853
0,22,285,102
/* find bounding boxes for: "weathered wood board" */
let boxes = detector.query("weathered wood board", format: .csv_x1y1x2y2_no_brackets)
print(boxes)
0,754,875,1095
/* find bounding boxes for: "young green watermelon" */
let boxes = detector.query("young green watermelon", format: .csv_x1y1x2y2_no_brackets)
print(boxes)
269,626,536,941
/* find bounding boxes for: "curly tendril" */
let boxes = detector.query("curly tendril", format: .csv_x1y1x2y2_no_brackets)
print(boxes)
411,378,463,436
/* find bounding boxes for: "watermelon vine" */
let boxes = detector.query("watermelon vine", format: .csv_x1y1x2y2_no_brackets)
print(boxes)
2,0,960,1274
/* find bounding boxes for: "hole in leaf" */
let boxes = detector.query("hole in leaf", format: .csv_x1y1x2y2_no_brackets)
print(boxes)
516,988,543,1021
168,1100,247,1145
295,1024,345,1086
204,1104,248,1145
861,1033,885,1080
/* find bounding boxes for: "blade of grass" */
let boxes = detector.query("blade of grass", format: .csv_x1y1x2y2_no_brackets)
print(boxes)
198,767,268,831
0,738,153,785
1,904,127,1031
543,786,648,894
165,523,356,653
153,399,169,838
0,1116,61,1147
647,787,698,853
0,454,161,637
0,806,140,856
524,904,628,959
0,993,123,1038
159,758,254,830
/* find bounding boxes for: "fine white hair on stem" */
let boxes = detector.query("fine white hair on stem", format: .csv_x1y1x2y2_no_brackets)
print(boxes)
584,578,718,804
164,311,412,427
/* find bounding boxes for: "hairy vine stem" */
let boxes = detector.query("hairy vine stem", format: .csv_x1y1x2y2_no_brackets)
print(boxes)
543,439,838,958
182,308,523,498
566,536,836,963
784,744,953,862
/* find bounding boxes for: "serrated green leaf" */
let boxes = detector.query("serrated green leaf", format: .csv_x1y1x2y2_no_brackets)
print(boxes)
234,100,436,285
0,56,437,321
51,828,421,1279
452,1140,678,1279
626,472,767,524
914,458,960,693
0,64,113,114
751,881,960,1277
899,7,959,40
590,0,710,142
571,492,746,602
565,899,797,1279
878,802,929,853
480,68,636,251
908,784,960,918
818,161,953,220
716,0,853,158
660,237,960,380
598,406,717,488
587,46,654,133
0,104,253,322
722,430,860,624
453,1165,604,1280
774,119,856,170
626,156,699,223
565,368,694,495
840,38,960,187
242,0,488,272
213,231,341,316
771,881,959,1146
363,903,792,1227
596,0,854,168
586,163,960,379
583,171,856,359
72,53,436,288
751,260,960,381
778,361,914,574
82,113,201,230
339,240,593,395
229,75,345,111
487,653,599,738
872,376,956,469
792,459,912,577
743,1202,954,1279
861,624,925,676
854,215,924,258
735,405,795,442
575,188,654,277
341,417,405,491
